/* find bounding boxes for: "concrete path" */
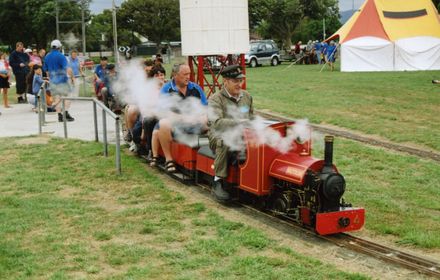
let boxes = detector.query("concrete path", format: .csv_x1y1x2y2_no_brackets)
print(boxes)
0,100,121,143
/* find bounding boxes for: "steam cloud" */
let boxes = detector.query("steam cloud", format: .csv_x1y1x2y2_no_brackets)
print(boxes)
61,32,80,49
113,59,312,154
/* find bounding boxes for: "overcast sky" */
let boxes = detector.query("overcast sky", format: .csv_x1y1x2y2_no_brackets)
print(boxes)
89,0,365,15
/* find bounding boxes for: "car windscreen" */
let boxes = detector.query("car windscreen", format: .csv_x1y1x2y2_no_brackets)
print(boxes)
250,44,259,52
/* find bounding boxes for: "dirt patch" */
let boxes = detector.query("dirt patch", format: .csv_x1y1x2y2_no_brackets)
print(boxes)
15,136,51,145
152,169,436,280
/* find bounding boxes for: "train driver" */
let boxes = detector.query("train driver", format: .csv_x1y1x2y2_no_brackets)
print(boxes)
208,65,254,201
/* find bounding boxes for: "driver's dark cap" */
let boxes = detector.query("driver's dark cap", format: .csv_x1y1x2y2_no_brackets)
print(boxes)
220,65,245,79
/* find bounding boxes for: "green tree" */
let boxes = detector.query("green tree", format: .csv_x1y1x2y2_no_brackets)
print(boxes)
249,0,339,50
0,0,90,49
118,0,180,50
86,9,140,51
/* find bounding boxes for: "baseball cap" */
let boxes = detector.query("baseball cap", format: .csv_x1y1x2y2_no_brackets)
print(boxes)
51,39,62,48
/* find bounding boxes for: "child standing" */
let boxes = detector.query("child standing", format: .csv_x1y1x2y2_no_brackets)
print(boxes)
32,65,46,111
0,52,11,108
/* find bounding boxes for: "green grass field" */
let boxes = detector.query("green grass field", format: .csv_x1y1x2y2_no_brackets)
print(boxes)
0,137,368,279
245,63,440,152
243,63,440,249
3,60,439,253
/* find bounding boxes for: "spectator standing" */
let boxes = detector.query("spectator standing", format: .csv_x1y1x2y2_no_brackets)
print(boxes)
39,48,47,77
67,50,83,78
67,50,84,96
314,40,323,64
43,39,75,122
31,65,45,111
0,52,11,108
325,41,337,71
8,42,30,103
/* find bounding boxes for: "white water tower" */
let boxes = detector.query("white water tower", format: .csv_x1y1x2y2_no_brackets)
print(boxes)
180,0,250,55
179,0,250,95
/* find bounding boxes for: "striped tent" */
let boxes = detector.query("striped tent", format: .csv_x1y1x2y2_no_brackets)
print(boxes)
328,0,440,72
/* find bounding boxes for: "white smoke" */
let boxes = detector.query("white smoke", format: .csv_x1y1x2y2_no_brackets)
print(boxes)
61,32,80,49
113,60,312,154
112,59,207,123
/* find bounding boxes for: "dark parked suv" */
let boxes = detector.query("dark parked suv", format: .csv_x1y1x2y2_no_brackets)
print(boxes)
245,40,280,67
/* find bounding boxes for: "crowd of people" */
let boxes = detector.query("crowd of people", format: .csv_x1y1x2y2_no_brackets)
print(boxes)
290,40,338,70
0,39,279,202
0,40,84,120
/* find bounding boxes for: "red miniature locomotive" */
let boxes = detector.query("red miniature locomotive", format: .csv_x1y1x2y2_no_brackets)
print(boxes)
160,121,365,235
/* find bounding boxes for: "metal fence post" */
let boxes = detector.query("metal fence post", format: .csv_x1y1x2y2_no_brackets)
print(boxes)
41,82,47,124
38,93,42,134
82,76,87,97
115,117,121,174
62,98,67,138
93,102,98,142
102,108,108,156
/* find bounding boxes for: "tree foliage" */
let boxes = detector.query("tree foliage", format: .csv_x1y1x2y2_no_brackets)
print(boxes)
0,0,90,49
86,9,139,51
118,0,180,49
249,0,339,50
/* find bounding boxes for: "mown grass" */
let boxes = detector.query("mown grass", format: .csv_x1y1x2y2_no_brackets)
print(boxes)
245,63,440,152
0,137,368,279
319,138,440,249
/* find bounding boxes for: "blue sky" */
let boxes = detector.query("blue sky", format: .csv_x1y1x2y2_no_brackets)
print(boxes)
89,0,365,15
89,0,125,14
339,0,365,11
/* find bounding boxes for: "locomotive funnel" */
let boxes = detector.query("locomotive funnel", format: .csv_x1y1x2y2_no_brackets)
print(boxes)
323,135,334,173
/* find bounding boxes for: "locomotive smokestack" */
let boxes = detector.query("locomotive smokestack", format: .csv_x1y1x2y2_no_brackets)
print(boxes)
323,135,334,173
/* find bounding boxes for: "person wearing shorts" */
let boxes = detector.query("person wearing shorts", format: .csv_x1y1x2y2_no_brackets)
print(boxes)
43,39,75,122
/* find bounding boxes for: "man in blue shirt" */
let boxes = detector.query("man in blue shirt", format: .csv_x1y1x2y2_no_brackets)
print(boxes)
325,41,338,71
68,50,84,97
44,39,74,122
68,50,83,78
150,64,208,172
314,41,323,64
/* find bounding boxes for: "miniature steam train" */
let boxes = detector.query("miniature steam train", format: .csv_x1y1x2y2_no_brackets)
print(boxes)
156,121,365,235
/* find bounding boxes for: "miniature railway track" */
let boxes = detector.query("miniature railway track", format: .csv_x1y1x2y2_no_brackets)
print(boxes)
324,234,440,278
159,169,440,278
256,110,440,163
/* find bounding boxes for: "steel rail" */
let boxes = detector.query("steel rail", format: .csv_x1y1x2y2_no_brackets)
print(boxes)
148,161,440,278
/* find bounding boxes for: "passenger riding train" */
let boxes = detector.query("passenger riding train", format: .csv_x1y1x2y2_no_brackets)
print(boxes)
153,120,365,235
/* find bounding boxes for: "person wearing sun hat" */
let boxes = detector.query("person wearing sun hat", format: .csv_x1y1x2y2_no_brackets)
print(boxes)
207,64,254,201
